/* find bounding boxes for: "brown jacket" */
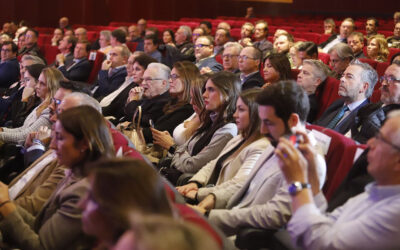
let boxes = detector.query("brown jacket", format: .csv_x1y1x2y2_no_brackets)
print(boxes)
9,150,66,216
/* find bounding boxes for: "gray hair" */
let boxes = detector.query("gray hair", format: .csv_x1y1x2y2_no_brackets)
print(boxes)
350,59,378,98
100,30,111,41
302,59,329,82
178,25,192,41
147,62,171,82
223,42,243,54
63,92,102,113
329,43,354,60
21,55,45,65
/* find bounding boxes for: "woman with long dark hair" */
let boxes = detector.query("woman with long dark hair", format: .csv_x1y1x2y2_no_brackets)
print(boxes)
171,71,240,175
262,52,291,88
176,89,269,210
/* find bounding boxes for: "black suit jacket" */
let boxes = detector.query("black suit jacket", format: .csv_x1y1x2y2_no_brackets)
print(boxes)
241,72,264,90
318,34,347,49
102,81,137,121
315,98,369,135
93,67,127,100
0,58,20,89
58,58,92,82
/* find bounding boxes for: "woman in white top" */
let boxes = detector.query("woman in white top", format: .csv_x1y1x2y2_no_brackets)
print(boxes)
176,88,270,211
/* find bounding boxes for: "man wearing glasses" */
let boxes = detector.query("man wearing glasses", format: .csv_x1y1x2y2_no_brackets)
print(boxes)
352,60,400,143
238,46,264,90
0,41,20,89
194,35,223,74
222,42,242,74
278,111,400,249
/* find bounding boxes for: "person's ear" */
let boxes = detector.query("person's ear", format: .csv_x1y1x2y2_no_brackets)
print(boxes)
287,113,299,128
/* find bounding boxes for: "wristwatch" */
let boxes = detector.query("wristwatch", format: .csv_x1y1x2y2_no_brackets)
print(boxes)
288,181,311,196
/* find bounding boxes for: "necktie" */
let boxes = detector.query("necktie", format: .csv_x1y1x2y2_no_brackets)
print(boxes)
327,105,349,129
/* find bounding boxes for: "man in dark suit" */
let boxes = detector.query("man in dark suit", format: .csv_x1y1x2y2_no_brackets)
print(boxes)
194,35,223,73
315,60,378,135
53,35,76,68
93,45,129,99
319,18,355,53
58,41,92,82
0,41,20,89
18,28,46,63
238,46,263,90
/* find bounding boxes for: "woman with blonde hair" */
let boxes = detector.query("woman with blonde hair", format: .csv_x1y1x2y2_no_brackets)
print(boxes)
0,67,64,144
367,35,389,62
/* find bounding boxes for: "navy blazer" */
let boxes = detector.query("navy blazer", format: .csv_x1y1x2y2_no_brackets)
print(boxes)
242,72,264,90
93,67,127,100
315,98,369,135
58,58,92,82
0,58,20,89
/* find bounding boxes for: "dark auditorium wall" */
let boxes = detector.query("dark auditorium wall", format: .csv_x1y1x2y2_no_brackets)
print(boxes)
0,0,397,27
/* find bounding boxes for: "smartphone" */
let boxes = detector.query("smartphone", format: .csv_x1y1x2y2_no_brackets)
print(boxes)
287,134,301,148
149,119,154,128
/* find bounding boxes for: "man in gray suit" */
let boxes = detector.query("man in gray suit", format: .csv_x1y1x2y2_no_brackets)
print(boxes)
191,80,326,237
195,35,223,74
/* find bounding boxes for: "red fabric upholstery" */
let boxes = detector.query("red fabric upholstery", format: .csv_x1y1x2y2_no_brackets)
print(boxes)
291,69,300,80
319,34,331,44
359,58,378,69
376,61,389,78
174,204,223,248
305,124,357,199
87,50,105,84
215,54,223,64
318,52,330,65
126,41,138,52
370,89,381,103
325,144,367,200
388,48,400,62
315,76,340,120
43,45,60,65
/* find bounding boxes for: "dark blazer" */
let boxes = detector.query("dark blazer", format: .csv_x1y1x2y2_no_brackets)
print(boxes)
241,72,264,90
93,67,127,100
197,57,223,72
123,91,170,127
315,98,369,135
19,44,46,63
58,58,92,82
143,103,194,143
0,58,20,89
253,39,273,54
102,81,138,121
318,34,347,49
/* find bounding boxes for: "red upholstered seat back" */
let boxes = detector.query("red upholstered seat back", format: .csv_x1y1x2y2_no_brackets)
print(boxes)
306,124,357,199
318,52,330,65
87,50,105,84
325,144,367,199
315,76,341,120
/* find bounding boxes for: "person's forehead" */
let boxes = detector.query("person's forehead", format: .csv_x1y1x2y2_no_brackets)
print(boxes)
224,46,237,54
276,35,288,42
386,65,400,77
344,64,362,76
241,47,254,55
258,105,279,119
196,37,209,44
341,21,353,27
302,63,315,73
255,23,266,29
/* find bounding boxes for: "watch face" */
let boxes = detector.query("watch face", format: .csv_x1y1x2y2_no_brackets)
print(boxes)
288,182,304,195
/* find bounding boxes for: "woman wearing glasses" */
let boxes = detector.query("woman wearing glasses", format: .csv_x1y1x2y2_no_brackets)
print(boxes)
0,67,64,144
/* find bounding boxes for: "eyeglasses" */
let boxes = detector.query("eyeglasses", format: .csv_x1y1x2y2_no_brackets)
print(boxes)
194,44,210,49
238,55,257,60
380,75,400,85
1,49,11,52
375,131,400,151
51,97,62,105
168,74,180,81
222,54,239,59
141,78,164,83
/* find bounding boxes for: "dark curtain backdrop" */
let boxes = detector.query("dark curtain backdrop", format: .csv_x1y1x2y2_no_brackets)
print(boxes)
0,0,397,27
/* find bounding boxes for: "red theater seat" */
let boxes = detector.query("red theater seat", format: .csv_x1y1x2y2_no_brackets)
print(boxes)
315,76,340,119
318,52,330,65
87,51,105,84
